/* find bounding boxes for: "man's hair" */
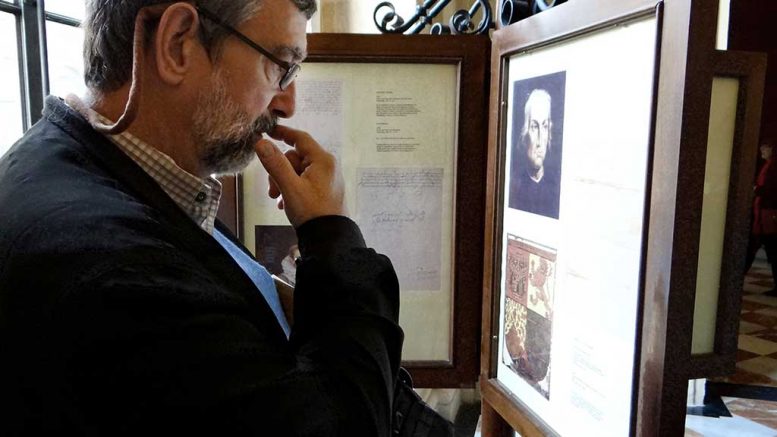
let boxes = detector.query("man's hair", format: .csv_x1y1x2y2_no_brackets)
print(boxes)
520,88,552,150
83,0,317,92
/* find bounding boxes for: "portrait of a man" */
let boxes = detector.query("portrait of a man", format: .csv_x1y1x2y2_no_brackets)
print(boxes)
508,71,566,219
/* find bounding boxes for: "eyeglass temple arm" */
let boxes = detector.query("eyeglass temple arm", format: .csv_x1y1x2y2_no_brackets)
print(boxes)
194,6,292,69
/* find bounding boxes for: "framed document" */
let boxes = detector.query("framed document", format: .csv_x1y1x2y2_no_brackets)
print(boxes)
488,7,660,436
478,0,756,435
690,50,766,377
218,34,490,387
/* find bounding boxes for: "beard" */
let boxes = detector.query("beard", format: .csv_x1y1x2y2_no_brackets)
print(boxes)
192,69,277,176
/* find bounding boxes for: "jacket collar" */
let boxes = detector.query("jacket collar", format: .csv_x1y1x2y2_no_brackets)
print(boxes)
42,96,288,341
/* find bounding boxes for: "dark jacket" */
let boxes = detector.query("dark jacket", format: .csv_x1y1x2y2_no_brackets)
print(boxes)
0,96,403,436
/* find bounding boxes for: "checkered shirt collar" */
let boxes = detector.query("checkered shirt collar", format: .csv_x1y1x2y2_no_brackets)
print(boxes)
95,113,222,234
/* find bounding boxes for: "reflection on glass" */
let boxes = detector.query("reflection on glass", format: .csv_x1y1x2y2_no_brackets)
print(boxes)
46,20,86,99
0,12,23,156
44,0,86,21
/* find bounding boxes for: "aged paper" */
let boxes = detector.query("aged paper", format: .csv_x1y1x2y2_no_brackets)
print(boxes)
289,79,345,156
375,90,423,153
241,63,459,361
357,167,443,291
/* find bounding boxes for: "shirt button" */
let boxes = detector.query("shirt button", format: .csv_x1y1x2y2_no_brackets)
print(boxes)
195,192,207,202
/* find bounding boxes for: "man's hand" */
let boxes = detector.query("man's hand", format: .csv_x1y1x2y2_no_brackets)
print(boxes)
254,125,347,228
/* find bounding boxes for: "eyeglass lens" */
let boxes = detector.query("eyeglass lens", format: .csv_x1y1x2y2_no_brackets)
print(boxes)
280,64,301,91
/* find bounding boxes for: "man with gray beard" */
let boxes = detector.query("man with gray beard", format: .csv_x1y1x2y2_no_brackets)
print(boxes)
0,1,404,435
508,88,561,219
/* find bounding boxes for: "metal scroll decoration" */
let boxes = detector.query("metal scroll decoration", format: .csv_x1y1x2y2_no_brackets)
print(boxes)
373,0,494,35
373,0,568,35
499,0,567,27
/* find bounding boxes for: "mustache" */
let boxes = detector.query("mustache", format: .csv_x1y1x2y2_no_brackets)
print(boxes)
217,113,278,151
252,113,278,137
199,113,279,176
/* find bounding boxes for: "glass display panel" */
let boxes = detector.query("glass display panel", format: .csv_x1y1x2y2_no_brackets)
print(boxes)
692,77,739,354
241,62,459,362
495,15,658,436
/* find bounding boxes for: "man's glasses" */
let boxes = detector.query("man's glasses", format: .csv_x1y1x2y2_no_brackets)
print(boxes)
196,6,300,91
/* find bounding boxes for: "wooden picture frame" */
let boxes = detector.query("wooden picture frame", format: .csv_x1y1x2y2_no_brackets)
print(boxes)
688,50,766,378
218,34,490,388
479,0,733,435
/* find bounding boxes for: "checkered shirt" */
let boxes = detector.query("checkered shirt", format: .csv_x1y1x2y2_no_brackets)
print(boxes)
97,114,222,234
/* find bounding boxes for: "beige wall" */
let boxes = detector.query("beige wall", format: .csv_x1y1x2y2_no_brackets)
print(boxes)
318,0,415,33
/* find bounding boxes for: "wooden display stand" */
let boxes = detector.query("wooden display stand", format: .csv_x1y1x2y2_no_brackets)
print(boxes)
479,0,765,435
215,4,766,433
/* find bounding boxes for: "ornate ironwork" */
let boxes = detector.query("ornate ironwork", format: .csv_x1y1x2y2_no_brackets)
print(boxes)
373,0,494,35
499,0,567,27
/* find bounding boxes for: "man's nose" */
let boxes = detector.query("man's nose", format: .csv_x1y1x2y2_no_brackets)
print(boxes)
538,130,547,147
269,82,296,119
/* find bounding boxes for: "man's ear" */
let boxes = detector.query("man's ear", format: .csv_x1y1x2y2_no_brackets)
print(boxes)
153,3,201,86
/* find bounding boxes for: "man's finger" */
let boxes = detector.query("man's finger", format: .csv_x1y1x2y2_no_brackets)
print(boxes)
284,149,305,175
269,125,323,157
268,175,281,199
255,139,298,193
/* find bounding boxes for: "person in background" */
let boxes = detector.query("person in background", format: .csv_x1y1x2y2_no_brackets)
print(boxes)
0,1,406,435
745,140,777,296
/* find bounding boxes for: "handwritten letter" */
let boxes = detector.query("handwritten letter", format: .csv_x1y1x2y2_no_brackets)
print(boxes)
357,168,444,291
